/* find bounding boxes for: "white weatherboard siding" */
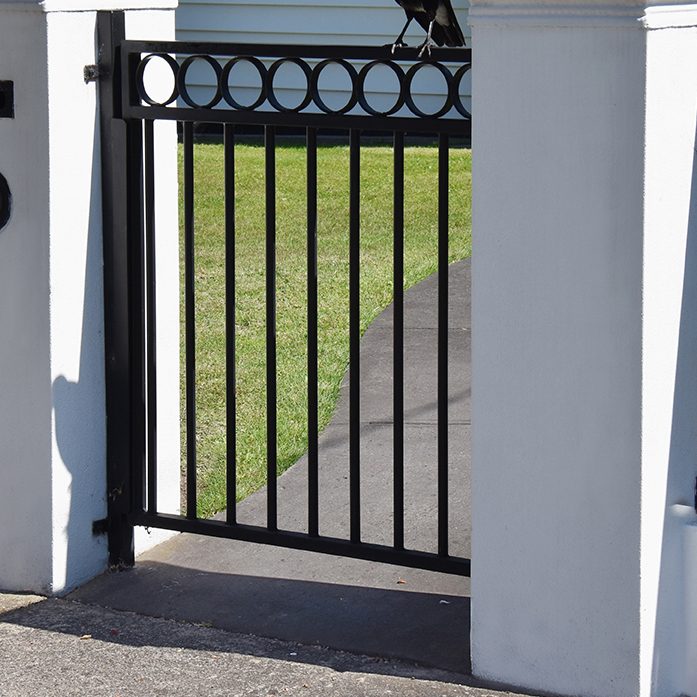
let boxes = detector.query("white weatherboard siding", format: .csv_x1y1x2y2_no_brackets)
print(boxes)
177,0,470,45
175,0,471,119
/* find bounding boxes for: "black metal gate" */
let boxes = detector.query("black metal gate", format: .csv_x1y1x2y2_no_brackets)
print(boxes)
98,11,471,576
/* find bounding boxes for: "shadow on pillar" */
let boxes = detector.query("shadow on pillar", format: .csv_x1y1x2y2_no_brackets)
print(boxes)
652,118,697,695
51,114,108,593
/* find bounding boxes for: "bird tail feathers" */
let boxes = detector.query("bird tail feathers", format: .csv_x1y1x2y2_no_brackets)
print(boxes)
442,12,466,46
412,5,466,48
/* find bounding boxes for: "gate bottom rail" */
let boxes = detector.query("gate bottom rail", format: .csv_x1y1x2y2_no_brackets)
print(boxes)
133,511,471,576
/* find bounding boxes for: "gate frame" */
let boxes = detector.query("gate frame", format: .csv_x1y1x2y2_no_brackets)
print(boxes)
98,10,472,575
98,11,139,567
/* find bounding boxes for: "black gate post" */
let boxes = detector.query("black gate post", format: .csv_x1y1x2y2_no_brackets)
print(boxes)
97,10,135,567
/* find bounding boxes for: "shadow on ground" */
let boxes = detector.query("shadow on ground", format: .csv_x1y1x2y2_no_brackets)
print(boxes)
70,560,471,676
60,260,474,686
6,577,471,686
0,590,550,696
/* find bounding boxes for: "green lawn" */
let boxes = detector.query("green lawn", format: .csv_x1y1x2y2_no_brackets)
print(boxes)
181,140,472,517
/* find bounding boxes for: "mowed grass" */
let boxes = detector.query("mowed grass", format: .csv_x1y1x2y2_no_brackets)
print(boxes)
180,140,472,517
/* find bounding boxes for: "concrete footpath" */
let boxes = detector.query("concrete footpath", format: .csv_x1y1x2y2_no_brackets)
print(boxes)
0,593,531,697
74,260,471,671
0,260,536,696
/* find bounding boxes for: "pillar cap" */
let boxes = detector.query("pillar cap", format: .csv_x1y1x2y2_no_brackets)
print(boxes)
0,0,176,12
468,0,697,29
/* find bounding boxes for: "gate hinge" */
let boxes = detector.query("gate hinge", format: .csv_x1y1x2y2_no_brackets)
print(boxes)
92,518,109,536
83,64,100,84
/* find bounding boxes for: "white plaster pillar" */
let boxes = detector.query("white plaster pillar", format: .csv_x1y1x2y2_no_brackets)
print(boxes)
470,2,697,696
0,0,179,595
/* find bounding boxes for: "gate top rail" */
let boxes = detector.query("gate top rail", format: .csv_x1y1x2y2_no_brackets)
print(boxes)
118,40,472,134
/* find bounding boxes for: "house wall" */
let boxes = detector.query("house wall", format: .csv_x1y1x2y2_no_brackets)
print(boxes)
175,0,471,120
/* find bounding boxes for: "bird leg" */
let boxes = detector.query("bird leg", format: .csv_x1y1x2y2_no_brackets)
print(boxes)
391,16,412,54
417,20,437,58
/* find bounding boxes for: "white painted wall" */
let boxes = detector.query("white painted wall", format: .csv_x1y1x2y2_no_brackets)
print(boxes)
684,516,697,696
470,1,697,696
47,8,112,593
0,8,53,593
643,18,697,697
175,0,471,119
126,9,182,556
0,1,179,595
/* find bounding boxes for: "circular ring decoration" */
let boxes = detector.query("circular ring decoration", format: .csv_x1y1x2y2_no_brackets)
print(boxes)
135,53,180,107
0,172,11,232
266,58,313,114
451,63,472,119
403,61,454,119
177,55,223,109
309,59,359,115
221,56,269,111
356,60,405,117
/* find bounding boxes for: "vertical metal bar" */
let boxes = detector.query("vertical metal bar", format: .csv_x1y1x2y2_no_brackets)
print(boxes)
224,123,237,525
307,127,319,537
265,125,278,531
437,132,449,557
97,10,135,566
393,131,405,551
349,128,361,544
184,120,197,519
144,119,157,513
127,118,146,519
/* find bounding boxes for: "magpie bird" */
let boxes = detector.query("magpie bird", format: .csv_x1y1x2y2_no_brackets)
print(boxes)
391,0,465,56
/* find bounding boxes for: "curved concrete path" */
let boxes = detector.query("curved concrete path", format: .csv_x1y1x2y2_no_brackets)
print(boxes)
72,259,472,675
253,260,471,553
